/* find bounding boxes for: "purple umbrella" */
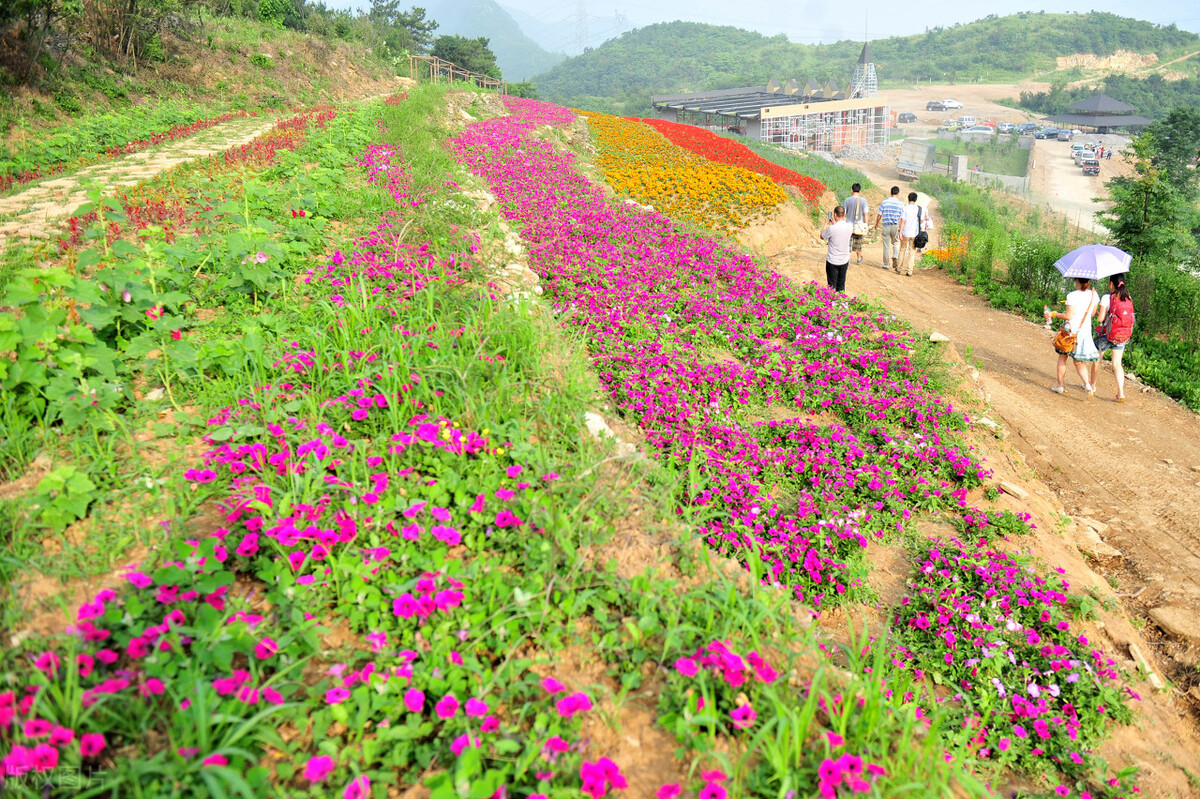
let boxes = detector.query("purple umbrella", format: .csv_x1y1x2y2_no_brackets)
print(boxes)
1053,244,1132,280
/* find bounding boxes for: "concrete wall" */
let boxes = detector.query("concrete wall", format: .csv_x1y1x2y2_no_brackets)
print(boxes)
965,170,1031,194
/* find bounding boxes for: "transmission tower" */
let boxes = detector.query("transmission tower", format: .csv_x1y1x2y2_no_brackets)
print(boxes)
575,0,590,53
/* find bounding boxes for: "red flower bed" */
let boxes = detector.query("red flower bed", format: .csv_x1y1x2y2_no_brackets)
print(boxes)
104,111,258,157
637,118,827,205
223,107,338,167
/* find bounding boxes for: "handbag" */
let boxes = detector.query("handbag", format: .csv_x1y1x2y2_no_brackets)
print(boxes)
1052,292,1097,354
912,206,929,248
853,221,870,236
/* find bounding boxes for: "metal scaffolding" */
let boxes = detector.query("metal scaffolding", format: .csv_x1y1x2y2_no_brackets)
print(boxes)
760,103,890,152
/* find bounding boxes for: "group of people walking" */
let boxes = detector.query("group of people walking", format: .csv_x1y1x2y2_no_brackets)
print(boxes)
1045,274,1135,402
820,183,931,293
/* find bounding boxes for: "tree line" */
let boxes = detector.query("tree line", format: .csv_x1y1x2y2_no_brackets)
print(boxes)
1017,74,1200,122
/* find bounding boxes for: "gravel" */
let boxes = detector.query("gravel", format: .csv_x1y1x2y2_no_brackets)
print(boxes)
833,144,889,162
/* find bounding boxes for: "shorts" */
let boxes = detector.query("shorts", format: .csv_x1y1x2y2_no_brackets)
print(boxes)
1095,334,1126,353
850,234,864,252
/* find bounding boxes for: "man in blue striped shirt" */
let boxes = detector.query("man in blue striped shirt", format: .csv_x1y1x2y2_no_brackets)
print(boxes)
873,186,904,270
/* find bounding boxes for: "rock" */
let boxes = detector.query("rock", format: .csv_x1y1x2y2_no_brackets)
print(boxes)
975,417,1000,433
1070,525,1121,560
1078,516,1109,535
144,387,167,401
1128,643,1165,691
998,481,1029,500
1191,465,1200,473
1149,606,1200,646
1163,458,1174,466
929,331,950,343
583,412,636,458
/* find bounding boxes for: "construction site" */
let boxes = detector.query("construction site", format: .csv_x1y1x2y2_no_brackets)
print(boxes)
650,44,890,153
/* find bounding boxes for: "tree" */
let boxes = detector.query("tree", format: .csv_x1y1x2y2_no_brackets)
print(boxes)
1144,106,1200,201
367,1,437,55
1098,133,1192,264
431,34,500,79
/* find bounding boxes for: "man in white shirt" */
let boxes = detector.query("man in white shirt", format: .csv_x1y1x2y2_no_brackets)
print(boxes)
896,192,925,277
820,205,853,293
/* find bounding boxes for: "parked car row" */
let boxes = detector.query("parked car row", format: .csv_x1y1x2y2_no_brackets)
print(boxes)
925,99,964,111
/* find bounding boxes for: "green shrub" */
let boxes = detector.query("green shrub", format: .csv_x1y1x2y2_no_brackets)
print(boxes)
250,52,275,69
1005,232,1067,299
54,91,84,115
143,33,165,62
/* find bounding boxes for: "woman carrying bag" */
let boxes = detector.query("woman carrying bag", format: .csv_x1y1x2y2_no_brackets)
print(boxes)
1045,277,1101,399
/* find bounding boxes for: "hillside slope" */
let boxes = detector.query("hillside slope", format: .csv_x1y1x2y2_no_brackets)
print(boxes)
430,0,565,81
533,12,1200,115
0,16,394,143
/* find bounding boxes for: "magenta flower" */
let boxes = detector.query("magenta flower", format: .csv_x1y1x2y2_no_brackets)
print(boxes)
304,755,336,782
343,776,370,799
203,753,229,767
465,697,489,717
674,657,698,676
541,676,566,694
435,694,459,719
730,703,757,729
325,688,351,704
79,733,106,757
657,785,682,799
404,688,424,713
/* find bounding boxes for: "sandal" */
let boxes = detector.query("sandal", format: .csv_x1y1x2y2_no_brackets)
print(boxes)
1115,395,1126,403
1050,386,1065,394
1085,384,1095,400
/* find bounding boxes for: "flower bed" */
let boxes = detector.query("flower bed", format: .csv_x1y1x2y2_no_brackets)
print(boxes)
453,98,986,607
577,110,788,234
639,118,826,205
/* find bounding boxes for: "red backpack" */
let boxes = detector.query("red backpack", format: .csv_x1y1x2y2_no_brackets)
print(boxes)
1104,294,1135,343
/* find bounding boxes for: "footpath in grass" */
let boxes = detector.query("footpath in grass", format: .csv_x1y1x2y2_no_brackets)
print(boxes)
0,87,1144,799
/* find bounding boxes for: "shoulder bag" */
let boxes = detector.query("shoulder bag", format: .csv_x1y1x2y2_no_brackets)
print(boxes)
1052,291,1097,354
912,206,929,249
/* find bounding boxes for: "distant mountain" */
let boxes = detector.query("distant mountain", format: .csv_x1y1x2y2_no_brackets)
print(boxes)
499,3,630,57
428,0,565,81
533,12,1200,116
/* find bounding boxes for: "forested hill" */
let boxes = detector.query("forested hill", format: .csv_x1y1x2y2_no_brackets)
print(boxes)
428,0,565,81
533,13,1200,116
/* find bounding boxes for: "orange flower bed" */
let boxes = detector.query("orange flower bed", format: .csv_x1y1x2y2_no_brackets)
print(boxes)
578,110,788,234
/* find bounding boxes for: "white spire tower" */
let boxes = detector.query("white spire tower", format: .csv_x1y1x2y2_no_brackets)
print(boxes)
851,42,878,98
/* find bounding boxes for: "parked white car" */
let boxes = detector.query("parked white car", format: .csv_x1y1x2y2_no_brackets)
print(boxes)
957,115,976,127
942,99,964,109
962,125,995,135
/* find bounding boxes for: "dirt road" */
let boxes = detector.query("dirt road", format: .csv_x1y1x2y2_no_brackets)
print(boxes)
0,116,276,246
776,237,1200,642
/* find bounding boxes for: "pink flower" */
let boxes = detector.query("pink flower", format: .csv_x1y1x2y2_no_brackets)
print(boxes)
541,676,566,694
674,657,698,676
998,737,1011,751
451,733,478,756
555,691,593,718
465,697,489,717
1055,788,1070,797
657,785,682,799
404,688,424,713
80,733,106,757
29,743,57,771
825,731,845,749
255,638,278,659
23,718,53,737
325,688,351,704
344,775,370,799
304,755,336,782
435,694,459,719
49,726,76,746
731,703,757,729
203,753,229,767
543,736,571,755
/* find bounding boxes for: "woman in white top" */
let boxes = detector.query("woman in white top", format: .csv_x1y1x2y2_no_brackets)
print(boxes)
1044,277,1101,398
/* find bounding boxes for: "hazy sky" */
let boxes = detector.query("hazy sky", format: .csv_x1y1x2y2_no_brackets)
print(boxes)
490,0,1200,46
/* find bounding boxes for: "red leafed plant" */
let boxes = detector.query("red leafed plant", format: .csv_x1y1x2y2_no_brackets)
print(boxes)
637,118,827,206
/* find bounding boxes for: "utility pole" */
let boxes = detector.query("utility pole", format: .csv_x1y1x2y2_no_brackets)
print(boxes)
575,0,589,53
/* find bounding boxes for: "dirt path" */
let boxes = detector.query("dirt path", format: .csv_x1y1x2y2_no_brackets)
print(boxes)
0,116,276,245
774,240,1200,635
